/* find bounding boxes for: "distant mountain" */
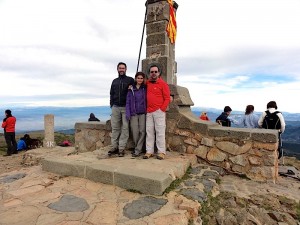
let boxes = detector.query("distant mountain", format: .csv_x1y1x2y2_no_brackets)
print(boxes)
1,106,299,158
0,106,111,132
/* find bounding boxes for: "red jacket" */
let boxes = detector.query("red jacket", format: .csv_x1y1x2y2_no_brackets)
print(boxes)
2,116,16,132
146,78,170,113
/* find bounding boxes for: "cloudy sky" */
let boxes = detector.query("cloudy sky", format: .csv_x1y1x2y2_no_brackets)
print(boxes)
1,0,300,113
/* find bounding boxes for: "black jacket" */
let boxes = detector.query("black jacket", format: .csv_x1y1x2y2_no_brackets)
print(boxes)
110,75,134,107
216,112,231,127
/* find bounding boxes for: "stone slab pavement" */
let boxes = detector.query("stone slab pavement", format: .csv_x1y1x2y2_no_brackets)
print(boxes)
1,147,300,225
41,148,197,195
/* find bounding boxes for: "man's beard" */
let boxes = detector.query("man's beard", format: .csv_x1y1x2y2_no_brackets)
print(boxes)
118,71,125,76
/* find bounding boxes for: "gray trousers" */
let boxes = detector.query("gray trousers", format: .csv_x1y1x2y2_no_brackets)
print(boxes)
111,106,129,150
146,109,166,154
130,114,146,154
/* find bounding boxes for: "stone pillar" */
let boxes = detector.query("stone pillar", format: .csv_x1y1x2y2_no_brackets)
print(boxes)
44,114,55,148
142,0,178,84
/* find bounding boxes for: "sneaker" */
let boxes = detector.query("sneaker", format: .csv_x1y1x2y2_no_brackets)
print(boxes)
157,153,165,160
108,148,119,156
118,151,125,157
131,153,141,157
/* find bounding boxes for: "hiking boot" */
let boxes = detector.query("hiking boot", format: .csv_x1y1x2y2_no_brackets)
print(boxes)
118,151,125,157
143,153,153,159
157,153,165,160
108,148,119,156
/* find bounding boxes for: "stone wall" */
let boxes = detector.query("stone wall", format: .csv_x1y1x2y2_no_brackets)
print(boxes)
75,114,279,183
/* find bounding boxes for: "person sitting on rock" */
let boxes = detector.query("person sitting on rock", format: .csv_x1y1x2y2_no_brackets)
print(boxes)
199,112,210,121
88,113,100,122
17,137,27,151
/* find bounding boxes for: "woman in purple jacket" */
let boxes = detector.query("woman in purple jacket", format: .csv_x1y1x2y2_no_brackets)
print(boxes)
126,72,147,157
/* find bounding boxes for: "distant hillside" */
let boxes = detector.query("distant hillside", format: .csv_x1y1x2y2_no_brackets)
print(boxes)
1,106,299,158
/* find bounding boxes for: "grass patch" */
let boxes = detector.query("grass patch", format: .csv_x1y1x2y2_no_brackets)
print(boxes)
296,202,300,221
163,165,192,194
199,192,236,225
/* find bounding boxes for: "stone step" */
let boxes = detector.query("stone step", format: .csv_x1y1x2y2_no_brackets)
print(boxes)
42,151,197,195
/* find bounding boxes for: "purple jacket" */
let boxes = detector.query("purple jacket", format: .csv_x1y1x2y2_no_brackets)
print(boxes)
126,84,147,120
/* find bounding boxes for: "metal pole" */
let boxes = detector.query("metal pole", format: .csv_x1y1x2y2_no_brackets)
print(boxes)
136,1,148,73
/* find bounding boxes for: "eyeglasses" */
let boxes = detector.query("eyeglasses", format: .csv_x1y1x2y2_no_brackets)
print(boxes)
150,71,158,73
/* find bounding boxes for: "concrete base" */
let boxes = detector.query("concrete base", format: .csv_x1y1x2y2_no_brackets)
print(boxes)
42,150,197,195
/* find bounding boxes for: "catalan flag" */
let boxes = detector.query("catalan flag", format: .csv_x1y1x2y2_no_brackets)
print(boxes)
166,0,177,44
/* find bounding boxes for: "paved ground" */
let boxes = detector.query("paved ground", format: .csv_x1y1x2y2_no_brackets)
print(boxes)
0,147,300,225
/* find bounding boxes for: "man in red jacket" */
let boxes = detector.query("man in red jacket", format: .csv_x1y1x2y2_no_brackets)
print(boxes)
143,65,170,160
1,109,17,156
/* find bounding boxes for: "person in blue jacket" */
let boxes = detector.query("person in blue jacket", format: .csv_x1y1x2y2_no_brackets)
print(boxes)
125,71,147,157
17,137,27,151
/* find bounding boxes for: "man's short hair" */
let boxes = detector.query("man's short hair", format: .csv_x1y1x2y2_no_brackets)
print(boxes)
117,62,127,69
224,106,232,113
148,63,161,73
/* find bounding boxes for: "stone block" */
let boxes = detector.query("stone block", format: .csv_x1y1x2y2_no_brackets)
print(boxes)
146,21,168,34
75,122,107,130
201,137,214,147
251,129,278,142
85,164,114,185
42,158,86,178
146,45,169,58
207,148,227,162
208,127,251,139
146,33,168,46
147,1,169,23
169,85,194,106
194,146,209,159
114,168,173,195
216,141,252,155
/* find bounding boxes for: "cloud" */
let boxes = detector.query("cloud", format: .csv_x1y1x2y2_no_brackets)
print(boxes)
1,0,300,113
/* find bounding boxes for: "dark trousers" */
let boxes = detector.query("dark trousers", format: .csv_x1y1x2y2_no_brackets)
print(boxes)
4,132,17,155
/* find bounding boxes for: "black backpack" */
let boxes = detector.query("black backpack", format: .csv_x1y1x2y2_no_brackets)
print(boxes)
262,111,281,129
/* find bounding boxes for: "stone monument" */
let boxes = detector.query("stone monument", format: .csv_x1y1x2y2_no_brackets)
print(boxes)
74,0,280,182
43,114,55,148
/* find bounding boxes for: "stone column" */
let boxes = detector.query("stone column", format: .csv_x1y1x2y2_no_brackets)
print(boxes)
43,114,55,148
142,0,178,84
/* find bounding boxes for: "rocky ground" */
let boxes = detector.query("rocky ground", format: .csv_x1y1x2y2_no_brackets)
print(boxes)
0,149,300,225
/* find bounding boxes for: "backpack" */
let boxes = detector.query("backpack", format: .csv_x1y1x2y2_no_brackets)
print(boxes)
262,111,281,129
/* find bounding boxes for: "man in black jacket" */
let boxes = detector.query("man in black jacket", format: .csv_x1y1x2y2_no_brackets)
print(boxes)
108,62,134,157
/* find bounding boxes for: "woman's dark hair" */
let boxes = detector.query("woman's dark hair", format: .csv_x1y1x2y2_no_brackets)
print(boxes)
224,106,232,113
117,62,127,69
245,105,254,115
135,71,146,79
267,101,277,109
134,71,146,85
5,109,12,116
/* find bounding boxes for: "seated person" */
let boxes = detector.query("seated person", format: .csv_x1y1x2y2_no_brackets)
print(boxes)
58,140,72,147
199,112,210,121
88,113,100,121
17,137,27,151
216,106,237,127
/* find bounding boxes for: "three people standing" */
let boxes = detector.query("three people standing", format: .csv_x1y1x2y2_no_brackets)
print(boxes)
1,109,17,156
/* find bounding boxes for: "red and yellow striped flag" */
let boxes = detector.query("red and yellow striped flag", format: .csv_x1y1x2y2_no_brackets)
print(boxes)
166,0,177,44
